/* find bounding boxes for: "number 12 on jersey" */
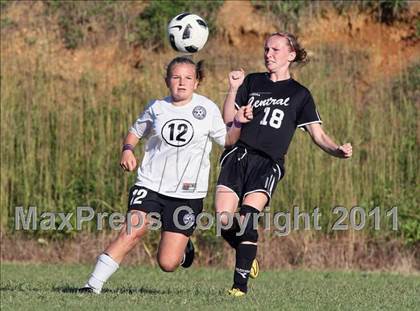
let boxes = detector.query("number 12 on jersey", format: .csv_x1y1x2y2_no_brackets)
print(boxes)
259,107,284,129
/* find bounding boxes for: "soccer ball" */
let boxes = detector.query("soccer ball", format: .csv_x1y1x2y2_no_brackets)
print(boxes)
167,13,209,53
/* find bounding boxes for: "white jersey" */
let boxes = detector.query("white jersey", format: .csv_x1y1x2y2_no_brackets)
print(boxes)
129,93,227,199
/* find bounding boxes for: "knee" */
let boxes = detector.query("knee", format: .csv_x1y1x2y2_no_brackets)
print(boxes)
239,226,258,243
158,258,179,272
157,251,180,272
218,212,233,227
238,205,260,243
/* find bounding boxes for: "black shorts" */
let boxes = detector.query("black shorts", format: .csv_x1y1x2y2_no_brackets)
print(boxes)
216,146,284,203
127,185,203,237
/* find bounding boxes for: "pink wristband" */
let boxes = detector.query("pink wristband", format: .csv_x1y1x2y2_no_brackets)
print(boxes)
122,144,134,152
233,118,242,128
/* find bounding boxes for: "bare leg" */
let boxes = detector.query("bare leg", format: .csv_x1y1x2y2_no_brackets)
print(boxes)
157,231,189,272
105,210,149,263
215,186,239,226
83,211,148,293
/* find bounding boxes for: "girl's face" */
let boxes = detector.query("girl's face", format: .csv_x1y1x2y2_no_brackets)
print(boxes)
264,35,296,73
166,63,198,103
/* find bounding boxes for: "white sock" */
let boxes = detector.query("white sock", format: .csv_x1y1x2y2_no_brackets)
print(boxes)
85,253,119,294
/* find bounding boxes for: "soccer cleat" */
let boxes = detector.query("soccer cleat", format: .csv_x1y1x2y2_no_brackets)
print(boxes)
181,239,195,268
249,258,259,279
227,288,246,297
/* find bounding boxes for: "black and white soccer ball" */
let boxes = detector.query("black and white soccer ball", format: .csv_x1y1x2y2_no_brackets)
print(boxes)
167,13,209,53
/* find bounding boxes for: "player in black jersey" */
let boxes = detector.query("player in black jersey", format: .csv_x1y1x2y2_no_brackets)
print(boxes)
216,32,352,297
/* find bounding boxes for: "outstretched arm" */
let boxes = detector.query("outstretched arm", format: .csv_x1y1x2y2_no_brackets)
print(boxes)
223,69,245,123
305,123,352,158
120,132,139,171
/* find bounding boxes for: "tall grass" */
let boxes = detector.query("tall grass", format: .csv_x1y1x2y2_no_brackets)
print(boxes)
274,47,419,243
1,3,418,247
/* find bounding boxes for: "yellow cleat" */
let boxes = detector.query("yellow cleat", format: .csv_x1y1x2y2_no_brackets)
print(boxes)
227,288,246,297
250,258,259,279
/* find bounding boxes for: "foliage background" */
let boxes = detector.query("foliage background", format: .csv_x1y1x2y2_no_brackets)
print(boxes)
1,0,419,268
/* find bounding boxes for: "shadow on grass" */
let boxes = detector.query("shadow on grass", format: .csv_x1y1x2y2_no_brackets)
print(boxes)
0,283,42,292
0,284,170,295
53,285,176,295
1,283,213,296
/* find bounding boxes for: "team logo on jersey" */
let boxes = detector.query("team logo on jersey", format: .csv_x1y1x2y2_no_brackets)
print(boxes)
161,119,194,147
182,212,195,227
182,182,197,191
192,106,206,120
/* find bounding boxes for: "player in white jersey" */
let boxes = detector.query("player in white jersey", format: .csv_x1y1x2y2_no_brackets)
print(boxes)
132,92,228,199
79,57,253,294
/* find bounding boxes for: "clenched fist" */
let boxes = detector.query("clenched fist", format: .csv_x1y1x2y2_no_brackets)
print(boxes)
235,104,253,124
120,150,137,171
228,69,245,90
337,143,352,158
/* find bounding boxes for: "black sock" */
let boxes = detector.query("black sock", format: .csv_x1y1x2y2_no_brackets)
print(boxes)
233,243,257,293
221,217,240,249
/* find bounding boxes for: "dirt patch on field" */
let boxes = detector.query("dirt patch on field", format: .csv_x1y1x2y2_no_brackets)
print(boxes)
1,1,418,89
215,1,419,85
300,6,420,84
216,1,276,49
1,1,145,88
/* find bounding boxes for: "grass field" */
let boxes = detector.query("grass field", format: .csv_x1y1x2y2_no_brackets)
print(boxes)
1,263,419,310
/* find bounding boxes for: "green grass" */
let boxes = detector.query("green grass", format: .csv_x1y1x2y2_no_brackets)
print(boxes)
1,263,419,310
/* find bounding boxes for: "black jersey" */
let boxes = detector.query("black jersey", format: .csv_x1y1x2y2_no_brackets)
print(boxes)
235,73,322,165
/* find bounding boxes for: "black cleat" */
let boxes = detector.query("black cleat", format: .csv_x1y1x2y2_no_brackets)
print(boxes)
181,239,195,268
